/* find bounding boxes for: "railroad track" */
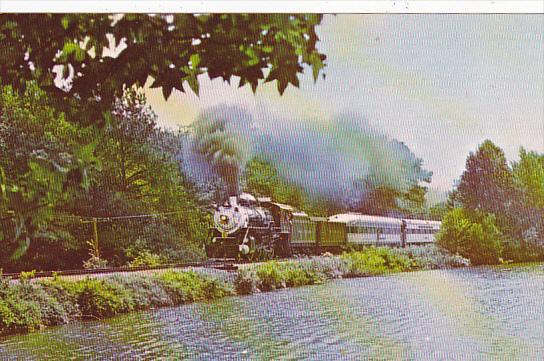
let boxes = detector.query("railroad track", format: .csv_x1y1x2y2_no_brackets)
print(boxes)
1,259,240,280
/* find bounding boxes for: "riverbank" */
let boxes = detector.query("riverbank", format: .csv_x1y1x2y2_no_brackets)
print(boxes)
0,246,470,337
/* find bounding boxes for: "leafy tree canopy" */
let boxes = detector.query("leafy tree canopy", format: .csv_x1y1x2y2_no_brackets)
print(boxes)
456,139,515,214
437,208,503,265
244,157,304,209
512,147,544,209
0,83,97,264
1,14,326,124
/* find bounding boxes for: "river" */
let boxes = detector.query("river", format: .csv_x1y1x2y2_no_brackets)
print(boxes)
1,264,543,360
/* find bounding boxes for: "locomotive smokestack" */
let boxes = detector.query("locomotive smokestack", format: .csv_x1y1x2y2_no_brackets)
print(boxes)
226,175,240,198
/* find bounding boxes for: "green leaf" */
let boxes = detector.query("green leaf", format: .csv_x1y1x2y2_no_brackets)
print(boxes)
75,47,86,62
189,53,200,68
61,42,78,58
61,16,70,30
186,75,200,95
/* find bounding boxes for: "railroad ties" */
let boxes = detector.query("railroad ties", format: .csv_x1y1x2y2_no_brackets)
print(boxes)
1,260,239,280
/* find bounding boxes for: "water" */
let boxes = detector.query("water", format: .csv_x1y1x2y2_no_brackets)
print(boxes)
1,264,543,360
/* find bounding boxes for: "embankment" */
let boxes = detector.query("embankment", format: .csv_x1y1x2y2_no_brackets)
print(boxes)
0,246,469,337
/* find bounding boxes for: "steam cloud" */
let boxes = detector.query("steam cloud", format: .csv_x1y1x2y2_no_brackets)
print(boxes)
183,104,431,206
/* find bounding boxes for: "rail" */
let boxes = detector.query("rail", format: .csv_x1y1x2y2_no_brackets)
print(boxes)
1,260,239,280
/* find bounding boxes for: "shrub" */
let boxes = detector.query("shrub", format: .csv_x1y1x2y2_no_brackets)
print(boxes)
341,247,413,277
157,270,233,304
40,278,81,319
201,276,234,300
83,256,109,270
16,283,70,326
0,280,78,336
392,245,471,269
303,257,349,279
437,208,503,265
108,275,173,310
282,261,327,287
76,278,134,319
127,250,165,267
234,269,258,295
239,257,345,293
502,238,544,263
256,262,286,291
19,270,37,282
0,296,42,334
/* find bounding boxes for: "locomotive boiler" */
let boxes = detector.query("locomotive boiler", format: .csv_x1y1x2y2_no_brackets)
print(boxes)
205,193,289,260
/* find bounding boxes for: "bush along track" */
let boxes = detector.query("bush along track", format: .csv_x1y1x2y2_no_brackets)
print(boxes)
0,246,469,337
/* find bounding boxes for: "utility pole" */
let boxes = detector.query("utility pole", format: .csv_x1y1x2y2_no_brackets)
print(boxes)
81,217,100,258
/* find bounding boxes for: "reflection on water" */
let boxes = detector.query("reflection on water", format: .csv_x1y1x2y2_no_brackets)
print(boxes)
1,264,543,360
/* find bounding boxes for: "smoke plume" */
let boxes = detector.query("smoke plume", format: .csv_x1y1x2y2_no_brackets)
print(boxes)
183,104,431,206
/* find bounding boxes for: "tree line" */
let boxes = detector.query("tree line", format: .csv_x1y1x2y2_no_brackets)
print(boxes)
437,140,544,265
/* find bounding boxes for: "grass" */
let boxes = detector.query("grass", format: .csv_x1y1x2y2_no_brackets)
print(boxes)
0,247,470,337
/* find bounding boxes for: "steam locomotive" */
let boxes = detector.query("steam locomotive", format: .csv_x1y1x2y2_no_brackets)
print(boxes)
205,193,441,260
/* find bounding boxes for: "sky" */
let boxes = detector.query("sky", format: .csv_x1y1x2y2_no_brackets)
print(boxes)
145,14,544,193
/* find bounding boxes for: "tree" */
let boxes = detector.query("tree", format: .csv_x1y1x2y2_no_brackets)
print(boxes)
244,157,303,208
510,148,544,249
357,186,402,216
400,185,428,217
428,201,448,221
1,14,326,124
357,185,431,218
0,83,96,267
70,90,209,266
437,208,503,265
442,142,544,263
456,140,515,215
512,147,544,209
1,84,209,271
99,88,162,194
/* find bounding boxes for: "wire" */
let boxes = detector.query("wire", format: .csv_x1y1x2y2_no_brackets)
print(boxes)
52,210,189,223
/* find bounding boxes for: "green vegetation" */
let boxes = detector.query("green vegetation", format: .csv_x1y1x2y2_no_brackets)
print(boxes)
1,15,541,275
244,157,305,209
391,245,471,270
438,140,544,265
437,209,503,265
1,14,325,125
1,14,326,272
0,247,469,336
341,247,413,277
0,83,209,272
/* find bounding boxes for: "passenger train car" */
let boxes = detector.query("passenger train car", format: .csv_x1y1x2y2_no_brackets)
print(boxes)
205,193,442,260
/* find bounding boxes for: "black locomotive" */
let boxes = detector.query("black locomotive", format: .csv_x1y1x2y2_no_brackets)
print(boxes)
205,193,292,260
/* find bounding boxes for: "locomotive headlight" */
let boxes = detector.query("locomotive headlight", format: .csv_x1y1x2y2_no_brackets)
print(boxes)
214,208,243,234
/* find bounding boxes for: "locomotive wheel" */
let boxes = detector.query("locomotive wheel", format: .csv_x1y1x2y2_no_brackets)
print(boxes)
273,236,291,258
249,239,275,261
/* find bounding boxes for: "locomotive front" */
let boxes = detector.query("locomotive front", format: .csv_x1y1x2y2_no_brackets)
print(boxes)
206,193,275,259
